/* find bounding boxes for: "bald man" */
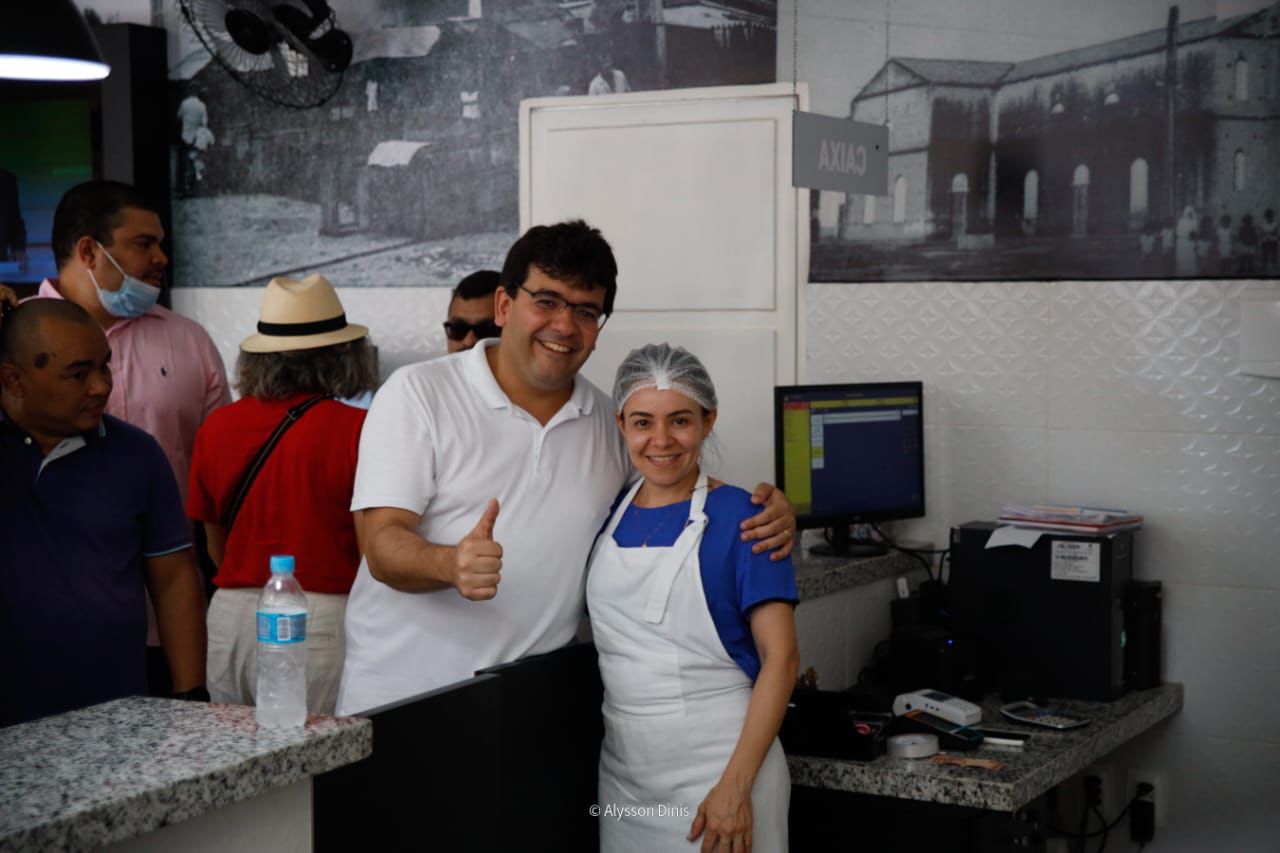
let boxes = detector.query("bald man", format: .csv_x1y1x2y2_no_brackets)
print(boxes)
0,299,207,726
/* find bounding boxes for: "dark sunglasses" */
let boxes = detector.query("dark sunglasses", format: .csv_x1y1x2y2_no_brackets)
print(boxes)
442,319,501,342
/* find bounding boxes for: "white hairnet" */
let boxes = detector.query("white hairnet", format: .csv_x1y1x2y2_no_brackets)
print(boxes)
613,343,718,413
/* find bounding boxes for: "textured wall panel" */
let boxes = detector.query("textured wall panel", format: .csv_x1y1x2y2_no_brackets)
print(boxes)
1049,280,1280,435
805,281,1051,427
808,280,1280,592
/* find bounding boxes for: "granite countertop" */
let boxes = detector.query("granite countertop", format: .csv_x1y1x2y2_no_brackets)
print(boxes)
793,531,931,600
788,683,1183,812
0,697,371,851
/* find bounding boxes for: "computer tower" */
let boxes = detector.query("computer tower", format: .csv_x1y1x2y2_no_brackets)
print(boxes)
948,521,1133,701
1124,580,1163,690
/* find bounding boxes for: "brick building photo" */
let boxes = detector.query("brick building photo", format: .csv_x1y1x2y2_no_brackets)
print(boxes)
812,1,1279,282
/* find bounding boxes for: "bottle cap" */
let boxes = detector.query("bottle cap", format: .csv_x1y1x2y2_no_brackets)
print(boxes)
269,554,295,574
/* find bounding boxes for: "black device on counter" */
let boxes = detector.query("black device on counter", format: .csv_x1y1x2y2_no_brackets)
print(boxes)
948,521,1133,701
893,709,984,751
878,625,980,700
890,578,947,630
780,688,892,761
1124,580,1163,690
864,579,980,701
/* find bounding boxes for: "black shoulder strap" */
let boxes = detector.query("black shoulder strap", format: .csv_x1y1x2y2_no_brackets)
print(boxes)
221,395,333,533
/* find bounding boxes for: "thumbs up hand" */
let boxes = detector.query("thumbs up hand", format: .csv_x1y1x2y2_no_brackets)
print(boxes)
453,498,502,600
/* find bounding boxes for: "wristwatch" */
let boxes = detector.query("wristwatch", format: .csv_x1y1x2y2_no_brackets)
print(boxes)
172,685,211,702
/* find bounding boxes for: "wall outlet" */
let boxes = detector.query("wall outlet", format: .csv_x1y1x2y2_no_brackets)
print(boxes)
1085,763,1119,815
1126,768,1167,828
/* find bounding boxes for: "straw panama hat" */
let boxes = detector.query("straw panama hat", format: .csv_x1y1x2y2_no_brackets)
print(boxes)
240,274,368,353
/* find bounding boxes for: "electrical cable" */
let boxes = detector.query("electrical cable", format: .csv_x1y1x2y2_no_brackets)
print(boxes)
1049,787,1151,841
866,522,950,554
1075,798,1089,853
867,521,936,579
821,525,934,580
1093,805,1109,852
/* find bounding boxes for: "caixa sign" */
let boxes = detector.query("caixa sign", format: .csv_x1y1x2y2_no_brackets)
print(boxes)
792,111,888,195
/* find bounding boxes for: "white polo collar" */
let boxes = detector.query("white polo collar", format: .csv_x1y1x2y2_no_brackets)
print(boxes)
462,337,596,417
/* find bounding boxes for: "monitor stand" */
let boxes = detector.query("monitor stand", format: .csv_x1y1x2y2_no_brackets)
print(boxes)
808,525,888,559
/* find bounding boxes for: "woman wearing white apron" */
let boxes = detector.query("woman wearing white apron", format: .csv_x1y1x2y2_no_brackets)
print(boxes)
587,344,800,852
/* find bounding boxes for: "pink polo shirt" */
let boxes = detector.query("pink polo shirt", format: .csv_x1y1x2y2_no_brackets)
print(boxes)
34,281,230,648
37,280,231,502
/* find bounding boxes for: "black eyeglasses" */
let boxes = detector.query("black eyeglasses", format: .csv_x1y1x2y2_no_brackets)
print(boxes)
518,285,608,328
442,319,502,342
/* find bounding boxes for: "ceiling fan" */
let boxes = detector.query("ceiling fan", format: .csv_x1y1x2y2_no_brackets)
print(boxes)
179,0,353,109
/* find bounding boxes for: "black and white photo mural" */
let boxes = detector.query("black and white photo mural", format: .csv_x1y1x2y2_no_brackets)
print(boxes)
166,0,777,287
807,0,1279,282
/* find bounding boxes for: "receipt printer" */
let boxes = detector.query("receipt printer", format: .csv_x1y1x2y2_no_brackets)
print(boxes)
948,521,1133,701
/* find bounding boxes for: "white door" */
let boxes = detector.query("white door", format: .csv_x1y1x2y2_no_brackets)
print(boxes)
521,83,806,488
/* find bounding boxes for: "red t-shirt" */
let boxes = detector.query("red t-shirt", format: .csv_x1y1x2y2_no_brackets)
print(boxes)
187,394,367,594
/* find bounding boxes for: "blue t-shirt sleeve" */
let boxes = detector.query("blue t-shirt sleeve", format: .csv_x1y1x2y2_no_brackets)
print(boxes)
700,486,797,682
139,434,192,557
713,487,799,614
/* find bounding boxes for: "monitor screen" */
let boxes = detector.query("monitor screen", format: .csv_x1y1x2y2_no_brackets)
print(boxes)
775,381,924,556
0,98,97,285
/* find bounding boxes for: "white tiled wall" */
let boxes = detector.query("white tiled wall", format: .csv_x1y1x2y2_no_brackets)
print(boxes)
1109,732,1280,851
807,278,1280,849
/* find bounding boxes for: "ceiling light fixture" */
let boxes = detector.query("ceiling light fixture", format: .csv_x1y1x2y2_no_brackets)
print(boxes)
0,2,110,82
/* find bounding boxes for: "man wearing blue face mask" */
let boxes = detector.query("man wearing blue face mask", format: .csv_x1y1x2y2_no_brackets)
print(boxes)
34,181,231,694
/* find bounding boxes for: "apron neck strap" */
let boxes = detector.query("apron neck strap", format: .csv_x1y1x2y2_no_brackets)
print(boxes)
641,470,710,623
688,470,709,520
604,477,647,538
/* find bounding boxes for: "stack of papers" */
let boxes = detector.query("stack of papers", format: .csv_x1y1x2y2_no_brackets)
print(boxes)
999,504,1143,534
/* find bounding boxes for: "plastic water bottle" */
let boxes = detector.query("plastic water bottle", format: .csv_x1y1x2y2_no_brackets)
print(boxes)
256,555,308,728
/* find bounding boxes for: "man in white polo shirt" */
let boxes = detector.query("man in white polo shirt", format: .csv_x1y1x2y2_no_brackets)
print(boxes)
336,221,794,714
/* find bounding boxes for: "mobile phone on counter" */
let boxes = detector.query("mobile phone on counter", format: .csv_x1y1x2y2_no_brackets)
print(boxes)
973,727,1031,748
896,709,985,751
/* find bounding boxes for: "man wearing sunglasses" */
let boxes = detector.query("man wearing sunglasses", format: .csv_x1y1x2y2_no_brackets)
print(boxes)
336,220,796,715
443,269,502,354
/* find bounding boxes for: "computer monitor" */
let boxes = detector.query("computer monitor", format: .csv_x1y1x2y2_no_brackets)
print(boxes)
0,96,99,285
774,381,925,557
